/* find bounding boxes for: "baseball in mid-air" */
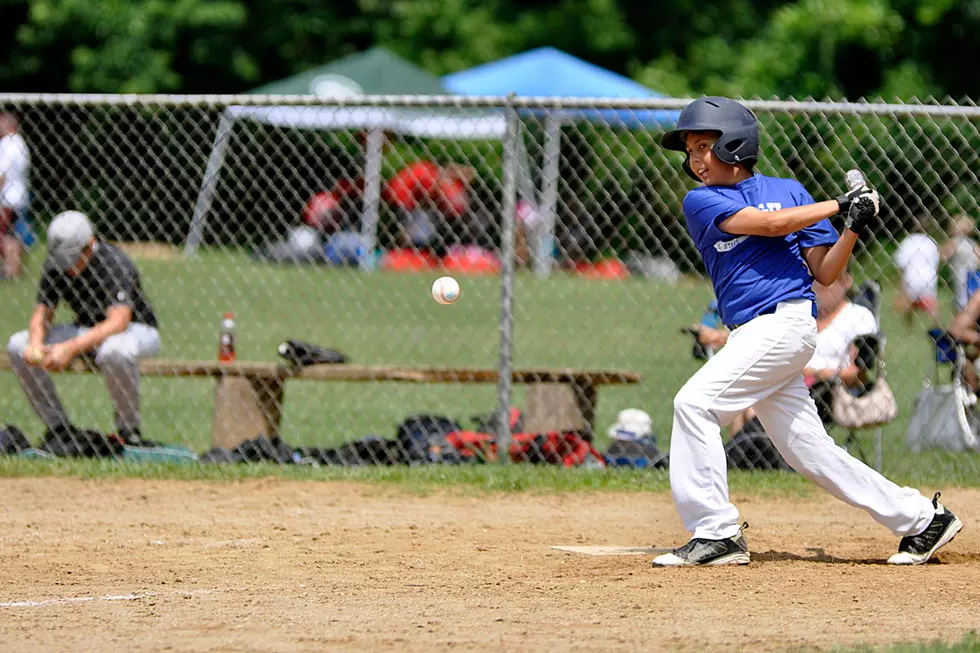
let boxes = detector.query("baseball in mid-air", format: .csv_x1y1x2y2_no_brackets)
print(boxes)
431,276,460,305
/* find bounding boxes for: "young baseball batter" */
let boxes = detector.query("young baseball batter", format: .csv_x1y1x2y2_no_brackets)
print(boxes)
653,97,962,567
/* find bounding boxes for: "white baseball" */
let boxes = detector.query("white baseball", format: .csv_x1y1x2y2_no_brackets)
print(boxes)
25,345,45,365
431,276,461,305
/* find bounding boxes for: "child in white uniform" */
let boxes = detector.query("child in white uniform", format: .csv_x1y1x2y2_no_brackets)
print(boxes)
653,96,962,567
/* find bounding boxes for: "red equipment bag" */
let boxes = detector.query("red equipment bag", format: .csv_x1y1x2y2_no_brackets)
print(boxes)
445,430,605,467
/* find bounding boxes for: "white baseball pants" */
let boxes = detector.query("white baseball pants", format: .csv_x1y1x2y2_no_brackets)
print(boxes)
669,298,934,540
7,323,161,432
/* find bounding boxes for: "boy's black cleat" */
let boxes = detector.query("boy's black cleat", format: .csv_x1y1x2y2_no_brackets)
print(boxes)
652,524,750,567
887,493,962,565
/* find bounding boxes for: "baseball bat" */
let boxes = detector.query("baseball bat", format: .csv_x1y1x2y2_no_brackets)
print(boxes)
844,168,867,192
844,168,877,219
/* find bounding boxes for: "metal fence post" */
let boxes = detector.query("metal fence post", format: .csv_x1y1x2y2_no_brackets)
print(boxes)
358,126,385,271
495,96,520,463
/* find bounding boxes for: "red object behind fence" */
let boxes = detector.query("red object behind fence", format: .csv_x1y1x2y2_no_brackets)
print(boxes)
441,245,501,275
379,248,440,272
574,259,630,280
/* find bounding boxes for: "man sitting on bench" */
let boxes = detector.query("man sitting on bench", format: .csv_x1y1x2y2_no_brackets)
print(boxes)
6,211,160,448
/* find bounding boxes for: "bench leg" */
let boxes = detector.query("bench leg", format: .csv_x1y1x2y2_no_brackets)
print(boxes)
252,375,286,438
211,375,286,451
572,380,598,438
524,382,589,434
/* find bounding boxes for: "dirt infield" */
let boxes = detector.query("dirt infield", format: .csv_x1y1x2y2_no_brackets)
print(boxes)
1,478,978,652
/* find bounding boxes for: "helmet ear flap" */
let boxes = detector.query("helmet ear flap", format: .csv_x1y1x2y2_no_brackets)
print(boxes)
711,126,759,166
711,138,739,165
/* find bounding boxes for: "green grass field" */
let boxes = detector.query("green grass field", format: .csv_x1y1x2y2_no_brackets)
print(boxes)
832,634,980,653
1,245,979,486
2,248,979,653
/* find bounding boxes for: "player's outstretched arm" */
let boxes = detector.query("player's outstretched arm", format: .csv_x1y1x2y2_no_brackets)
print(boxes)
719,187,879,238
719,200,841,237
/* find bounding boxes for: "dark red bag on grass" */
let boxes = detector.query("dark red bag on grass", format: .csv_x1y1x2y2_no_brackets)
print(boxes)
446,430,605,467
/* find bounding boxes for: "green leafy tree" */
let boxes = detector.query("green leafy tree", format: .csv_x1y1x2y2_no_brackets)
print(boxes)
2,0,249,92
631,0,979,100
2,0,979,99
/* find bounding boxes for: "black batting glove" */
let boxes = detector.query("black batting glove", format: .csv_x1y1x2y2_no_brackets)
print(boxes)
843,187,880,236
835,186,867,214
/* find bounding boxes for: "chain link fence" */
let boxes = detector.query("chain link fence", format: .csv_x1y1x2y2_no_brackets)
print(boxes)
0,94,978,476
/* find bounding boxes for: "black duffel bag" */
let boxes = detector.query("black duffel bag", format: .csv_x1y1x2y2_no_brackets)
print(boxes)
724,418,793,472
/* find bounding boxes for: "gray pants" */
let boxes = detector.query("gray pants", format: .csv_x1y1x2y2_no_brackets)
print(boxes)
7,324,161,432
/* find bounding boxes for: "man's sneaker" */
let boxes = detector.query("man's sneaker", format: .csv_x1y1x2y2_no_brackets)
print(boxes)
887,493,963,565
652,524,750,567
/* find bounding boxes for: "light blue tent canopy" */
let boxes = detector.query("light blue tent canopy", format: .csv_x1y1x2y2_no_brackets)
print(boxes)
443,46,678,128
444,47,679,275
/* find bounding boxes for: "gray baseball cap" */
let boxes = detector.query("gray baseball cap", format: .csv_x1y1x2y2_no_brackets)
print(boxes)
46,211,95,271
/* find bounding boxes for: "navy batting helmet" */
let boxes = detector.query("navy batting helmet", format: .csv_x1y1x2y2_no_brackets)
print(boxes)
661,97,759,181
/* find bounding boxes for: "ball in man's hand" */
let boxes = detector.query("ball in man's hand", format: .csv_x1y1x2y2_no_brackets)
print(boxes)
24,345,45,365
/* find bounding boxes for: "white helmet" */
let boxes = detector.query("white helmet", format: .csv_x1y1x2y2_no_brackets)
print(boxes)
607,409,653,442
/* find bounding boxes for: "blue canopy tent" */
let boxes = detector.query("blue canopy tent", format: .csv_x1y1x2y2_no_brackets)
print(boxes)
443,46,677,127
444,47,679,275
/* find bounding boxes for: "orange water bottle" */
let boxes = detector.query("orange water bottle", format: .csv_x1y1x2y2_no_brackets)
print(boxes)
218,312,236,363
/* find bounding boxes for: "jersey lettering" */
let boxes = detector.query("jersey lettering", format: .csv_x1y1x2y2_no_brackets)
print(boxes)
758,202,782,212
714,235,749,253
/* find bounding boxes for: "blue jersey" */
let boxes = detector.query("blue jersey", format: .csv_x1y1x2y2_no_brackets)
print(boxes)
683,174,838,327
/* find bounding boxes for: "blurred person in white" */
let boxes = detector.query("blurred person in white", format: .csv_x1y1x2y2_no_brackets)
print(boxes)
940,215,980,313
695,268,877,432
6,211,160,447
893,215,939,326
0,112,29,279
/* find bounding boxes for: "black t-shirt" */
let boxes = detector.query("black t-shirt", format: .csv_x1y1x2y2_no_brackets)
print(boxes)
37,242,158,328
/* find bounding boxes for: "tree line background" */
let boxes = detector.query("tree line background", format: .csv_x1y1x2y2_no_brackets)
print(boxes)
1,0,978,100
0,0,977,264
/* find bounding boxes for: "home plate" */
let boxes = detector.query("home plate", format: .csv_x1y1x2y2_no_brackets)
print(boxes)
551,546,670,556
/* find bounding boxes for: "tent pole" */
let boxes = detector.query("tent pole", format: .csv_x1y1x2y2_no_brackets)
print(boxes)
534,113,562,277
516,131,536,206
184,110,235,258
359,127,385,271
495,100,520,464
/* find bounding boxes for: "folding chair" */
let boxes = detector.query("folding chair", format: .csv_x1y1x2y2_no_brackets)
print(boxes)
905,329,980,452
835,280,893,470
836,333,894,471
966,269,980,305
851,279,882,318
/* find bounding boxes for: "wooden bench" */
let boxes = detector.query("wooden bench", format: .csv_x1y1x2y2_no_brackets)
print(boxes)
0,353,640,449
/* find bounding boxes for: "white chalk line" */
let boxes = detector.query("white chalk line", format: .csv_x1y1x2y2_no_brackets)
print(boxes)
0,593,156,608
0,588,213,608
551,545,672,556
150,538,259,548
